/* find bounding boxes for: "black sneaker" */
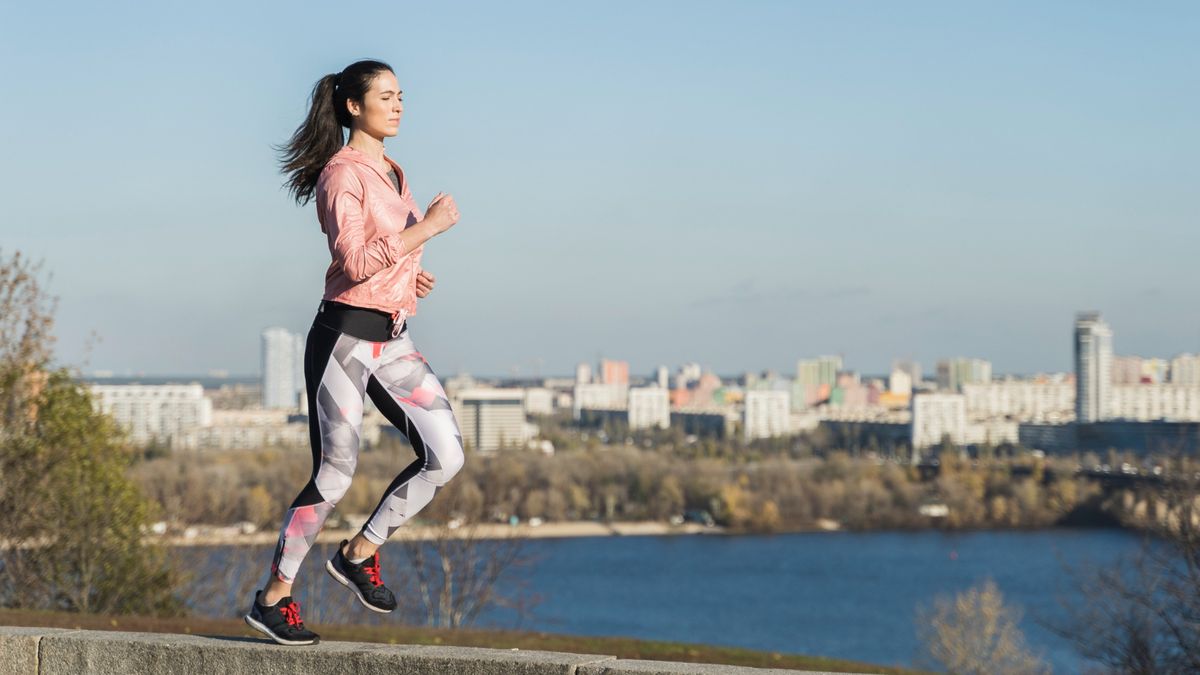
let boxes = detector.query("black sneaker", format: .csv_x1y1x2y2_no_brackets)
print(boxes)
325,539,397,613
243,590,320,646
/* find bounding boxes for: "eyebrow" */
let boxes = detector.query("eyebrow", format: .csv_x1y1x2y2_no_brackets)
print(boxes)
380,90,403,96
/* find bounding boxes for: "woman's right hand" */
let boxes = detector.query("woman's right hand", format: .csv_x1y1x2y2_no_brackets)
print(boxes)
424,193,460,234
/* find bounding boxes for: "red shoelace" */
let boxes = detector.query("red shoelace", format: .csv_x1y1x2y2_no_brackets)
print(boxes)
279,601,304,627
362,552,383,587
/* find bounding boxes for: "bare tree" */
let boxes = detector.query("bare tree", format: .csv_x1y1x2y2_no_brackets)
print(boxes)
916,579,1051,675
384,480,540,630
390,522,539,629
1054,454,1200,673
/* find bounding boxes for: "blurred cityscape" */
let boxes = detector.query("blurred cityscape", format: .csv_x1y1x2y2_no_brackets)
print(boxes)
85,310,1199,459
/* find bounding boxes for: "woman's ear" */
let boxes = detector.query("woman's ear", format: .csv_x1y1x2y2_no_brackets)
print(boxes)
345,98,360,118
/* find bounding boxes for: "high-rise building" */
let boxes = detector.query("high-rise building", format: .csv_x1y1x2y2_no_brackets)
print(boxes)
936,358,992,392
911,393,967,449
656,365,670,389
628,387,670,430
600,359,629,386
262,328,303,409
454,389,529,453
1075,312,1113,423
1172,354,1200,386
743,390,791,441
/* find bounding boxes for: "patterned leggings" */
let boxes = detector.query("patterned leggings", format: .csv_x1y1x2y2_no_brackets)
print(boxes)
270,314,464,583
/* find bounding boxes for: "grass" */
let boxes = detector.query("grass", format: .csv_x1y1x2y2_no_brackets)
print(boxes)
0,608,928,674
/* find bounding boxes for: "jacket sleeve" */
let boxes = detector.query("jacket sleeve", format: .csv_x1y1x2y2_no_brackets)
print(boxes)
317,167,405,283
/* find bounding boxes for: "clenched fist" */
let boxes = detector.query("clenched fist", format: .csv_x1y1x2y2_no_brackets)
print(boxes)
424,193,459,234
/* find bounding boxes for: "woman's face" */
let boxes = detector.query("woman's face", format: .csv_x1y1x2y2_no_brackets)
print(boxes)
348,70,403,139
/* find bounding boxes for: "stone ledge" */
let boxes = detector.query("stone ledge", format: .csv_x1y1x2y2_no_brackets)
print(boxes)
0,626,861,675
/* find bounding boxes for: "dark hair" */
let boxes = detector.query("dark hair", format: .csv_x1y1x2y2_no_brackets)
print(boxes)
278,59,395,205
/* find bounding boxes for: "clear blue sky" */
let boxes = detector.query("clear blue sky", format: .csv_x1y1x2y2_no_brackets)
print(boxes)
2,1,1197,378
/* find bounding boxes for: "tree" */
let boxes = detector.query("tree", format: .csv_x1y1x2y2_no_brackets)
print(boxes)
916,579,1050,675
391,524,537,629
0,250,54,432
0,250,180,615
387,482,539,629
1054,454,1200,673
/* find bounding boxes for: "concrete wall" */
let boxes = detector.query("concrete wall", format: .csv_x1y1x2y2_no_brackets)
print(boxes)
0,627,861,675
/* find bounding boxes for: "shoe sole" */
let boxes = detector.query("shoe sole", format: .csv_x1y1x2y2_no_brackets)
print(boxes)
243,614,319,646
325,559,394,614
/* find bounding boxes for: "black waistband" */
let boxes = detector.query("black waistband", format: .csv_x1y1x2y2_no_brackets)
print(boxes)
314,300,405,342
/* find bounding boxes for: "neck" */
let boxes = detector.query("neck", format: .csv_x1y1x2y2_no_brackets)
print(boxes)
347,130,386,166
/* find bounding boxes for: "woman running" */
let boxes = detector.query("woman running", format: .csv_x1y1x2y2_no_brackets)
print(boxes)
244,59,465,646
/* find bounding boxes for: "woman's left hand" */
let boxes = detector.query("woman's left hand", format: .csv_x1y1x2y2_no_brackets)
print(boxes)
416,269,436,298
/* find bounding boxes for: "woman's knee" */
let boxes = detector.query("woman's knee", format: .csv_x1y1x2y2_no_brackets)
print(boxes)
314,457,358,505
427,445,464,485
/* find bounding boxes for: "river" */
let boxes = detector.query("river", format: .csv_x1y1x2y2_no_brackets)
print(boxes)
177,528,1147,672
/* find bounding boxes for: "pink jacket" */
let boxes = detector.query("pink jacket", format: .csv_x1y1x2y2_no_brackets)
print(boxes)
315,145,425,320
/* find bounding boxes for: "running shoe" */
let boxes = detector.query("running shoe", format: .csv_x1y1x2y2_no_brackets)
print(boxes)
243,590,320,646
325,539,398,613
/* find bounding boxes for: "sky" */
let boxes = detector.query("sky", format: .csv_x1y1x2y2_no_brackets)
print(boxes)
2,1,1197,378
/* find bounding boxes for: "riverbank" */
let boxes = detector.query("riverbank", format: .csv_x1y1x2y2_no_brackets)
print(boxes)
154,515,1146,547
157,520,726,546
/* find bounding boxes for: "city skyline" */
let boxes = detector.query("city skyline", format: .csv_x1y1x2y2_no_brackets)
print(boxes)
5,2,1198,377
86,309,1199,382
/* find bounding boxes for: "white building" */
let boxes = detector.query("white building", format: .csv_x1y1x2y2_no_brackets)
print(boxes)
628,387,670,430
889,368,913,395
197,409,309,450
454,388,530,453
523,387,555,416
656,365,670,389
1074,312,1113,422
575,362,592,385
912,393,967,449
1109,385,1200,422
744,390,791,441
965,419,1019,446
674,362,703,390
262,328,304,410
1171,354,1200,386
90,383,213,449
572,382,628,419
961,379,1075,423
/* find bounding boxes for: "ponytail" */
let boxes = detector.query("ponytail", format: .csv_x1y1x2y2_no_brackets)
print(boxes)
278,60,394,205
